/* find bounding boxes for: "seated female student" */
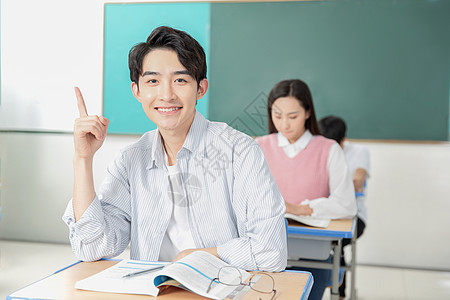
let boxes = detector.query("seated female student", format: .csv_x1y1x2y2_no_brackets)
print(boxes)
256,79,356,300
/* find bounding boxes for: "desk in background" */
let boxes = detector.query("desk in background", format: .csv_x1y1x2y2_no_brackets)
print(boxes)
8,259,313,300
287,218,356,300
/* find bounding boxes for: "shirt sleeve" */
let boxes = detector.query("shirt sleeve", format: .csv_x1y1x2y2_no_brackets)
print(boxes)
307,143,357,219
353,145,371,178
62,153,131,261
217,143,288,272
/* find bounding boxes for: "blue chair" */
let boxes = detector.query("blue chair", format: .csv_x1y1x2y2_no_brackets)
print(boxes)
285,218,288,242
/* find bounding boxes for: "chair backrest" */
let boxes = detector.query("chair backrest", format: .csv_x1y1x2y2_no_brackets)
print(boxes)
285,218,288,242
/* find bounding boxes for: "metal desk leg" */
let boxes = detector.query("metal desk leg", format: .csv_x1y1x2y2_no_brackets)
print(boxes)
331,239,342,300
350,219,358,300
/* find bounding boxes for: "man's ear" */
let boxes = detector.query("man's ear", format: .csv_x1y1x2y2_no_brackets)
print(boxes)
196,79,209,100
131,82,142,103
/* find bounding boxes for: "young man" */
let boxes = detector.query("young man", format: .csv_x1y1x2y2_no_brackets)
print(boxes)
63,26,287,272
319,115,370,299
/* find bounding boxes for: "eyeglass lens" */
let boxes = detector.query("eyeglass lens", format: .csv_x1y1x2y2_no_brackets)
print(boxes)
216,267,276,299
248,273,275,294
218,266,243,285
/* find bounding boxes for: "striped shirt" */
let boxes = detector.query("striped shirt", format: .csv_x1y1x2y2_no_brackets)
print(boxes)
62,111,287,272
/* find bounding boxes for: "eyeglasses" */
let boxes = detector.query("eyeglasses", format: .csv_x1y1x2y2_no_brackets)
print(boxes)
206,266,277,300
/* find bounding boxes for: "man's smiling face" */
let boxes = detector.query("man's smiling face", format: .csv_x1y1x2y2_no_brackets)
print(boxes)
132,48,208,136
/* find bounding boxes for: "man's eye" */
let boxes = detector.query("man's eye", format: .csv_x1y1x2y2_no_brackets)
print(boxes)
175,78,187,83
147,79,157,84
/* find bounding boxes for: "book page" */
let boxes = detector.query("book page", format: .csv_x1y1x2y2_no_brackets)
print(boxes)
75,260,170,296
285,213,331,228
155,251,251,299
75,252,252,299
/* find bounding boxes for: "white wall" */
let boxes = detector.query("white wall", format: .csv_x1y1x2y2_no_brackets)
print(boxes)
0,0,200,131
1,0,105,131
356,141,450,271
0,132,138,243
1,133,449,270
1,0,450,271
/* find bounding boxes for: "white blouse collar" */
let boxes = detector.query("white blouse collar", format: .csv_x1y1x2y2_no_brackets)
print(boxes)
277,129,313,150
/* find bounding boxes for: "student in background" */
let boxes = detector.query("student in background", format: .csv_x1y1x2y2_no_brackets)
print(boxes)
63,26,287,273
319,115,370,300
256,79,356,300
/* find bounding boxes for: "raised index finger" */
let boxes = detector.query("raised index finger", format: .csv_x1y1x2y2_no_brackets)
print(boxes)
74,86,88,117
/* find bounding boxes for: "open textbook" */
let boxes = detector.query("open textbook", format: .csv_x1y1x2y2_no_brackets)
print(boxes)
285,213,331,228
75,251,253,299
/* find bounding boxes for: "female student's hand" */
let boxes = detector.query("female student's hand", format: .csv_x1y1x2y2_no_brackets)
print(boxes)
285,202,314,216
73,87,109,159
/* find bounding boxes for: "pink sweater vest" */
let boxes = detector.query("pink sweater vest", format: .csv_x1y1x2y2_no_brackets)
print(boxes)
256,134,334,205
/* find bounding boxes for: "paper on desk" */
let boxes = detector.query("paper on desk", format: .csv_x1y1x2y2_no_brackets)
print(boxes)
285,213,331,228
75,260,169,296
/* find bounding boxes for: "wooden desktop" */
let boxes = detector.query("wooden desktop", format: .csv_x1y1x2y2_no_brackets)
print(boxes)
8,259,313,300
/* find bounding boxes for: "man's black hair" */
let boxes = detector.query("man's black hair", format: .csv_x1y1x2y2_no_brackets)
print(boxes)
128,26,207,87
318,115,347,144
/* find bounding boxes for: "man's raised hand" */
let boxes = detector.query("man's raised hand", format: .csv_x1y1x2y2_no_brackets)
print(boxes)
73,87,109,159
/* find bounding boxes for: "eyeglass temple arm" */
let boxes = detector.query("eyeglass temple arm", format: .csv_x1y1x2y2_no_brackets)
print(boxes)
206,277,219,293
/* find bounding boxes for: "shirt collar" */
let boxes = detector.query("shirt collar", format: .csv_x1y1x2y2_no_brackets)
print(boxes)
182,110,208,154
148,129,165,169
277,129,312,150
149,110,207,169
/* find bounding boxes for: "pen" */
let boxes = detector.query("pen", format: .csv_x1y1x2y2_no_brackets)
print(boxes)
122,265,166,278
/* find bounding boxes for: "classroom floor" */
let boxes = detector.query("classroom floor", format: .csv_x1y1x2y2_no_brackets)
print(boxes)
0,240,449,300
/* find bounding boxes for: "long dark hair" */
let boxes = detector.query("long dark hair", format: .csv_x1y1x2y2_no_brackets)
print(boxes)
267,79,321,135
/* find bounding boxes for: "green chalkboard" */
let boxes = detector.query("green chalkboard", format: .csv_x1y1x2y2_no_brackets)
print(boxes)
208,0,450,141
103,0,450,140
103,3,210,134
